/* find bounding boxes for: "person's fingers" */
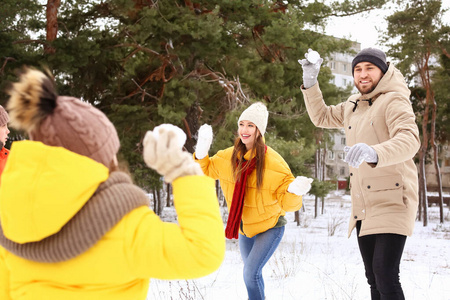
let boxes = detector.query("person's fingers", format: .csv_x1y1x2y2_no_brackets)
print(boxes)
143,131,158,167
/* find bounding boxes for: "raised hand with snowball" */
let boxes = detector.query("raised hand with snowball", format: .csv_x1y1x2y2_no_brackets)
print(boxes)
143,124,202,183
298,48,323,89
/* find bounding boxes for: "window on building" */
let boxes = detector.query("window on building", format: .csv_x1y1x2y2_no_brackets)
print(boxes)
343,64,347,72
328,151,335,160
341,137,346,145
338,152,347,161
330,61,335,70
327,167,334,178
340,167,346,176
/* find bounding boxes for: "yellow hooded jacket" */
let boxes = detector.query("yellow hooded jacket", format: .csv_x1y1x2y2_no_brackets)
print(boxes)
195,146,302,238
0,141,225,300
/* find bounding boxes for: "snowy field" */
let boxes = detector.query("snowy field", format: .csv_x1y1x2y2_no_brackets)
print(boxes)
147,191,450,300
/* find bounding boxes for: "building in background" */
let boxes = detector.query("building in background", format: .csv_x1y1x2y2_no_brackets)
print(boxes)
328,42,360,93
324,41,361,190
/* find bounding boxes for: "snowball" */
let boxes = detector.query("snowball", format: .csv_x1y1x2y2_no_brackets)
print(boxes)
153,124,186,148
307,50,321,64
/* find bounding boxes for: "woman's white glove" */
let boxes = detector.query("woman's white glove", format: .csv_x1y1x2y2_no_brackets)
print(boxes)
344,143,378,168
298,49,323,89
195,124,213,159
287,176,314,196
143,124,202,183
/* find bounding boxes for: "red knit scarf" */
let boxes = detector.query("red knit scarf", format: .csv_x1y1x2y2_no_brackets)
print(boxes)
225,157,257,239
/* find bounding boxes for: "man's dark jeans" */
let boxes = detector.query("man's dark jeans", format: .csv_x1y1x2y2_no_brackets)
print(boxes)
356,221,407,300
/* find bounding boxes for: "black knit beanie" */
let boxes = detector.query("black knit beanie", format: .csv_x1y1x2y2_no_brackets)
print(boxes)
352,48,388,76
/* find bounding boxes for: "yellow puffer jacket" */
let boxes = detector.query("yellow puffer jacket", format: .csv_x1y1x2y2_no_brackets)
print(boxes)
0,141,225,300
195,146,302,238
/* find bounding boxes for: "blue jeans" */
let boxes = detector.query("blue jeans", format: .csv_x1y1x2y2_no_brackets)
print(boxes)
239,226,285,300
356,221,407,300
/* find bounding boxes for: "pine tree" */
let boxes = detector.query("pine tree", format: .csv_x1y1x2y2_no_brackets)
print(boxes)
382,0,449,225
1,0,388,195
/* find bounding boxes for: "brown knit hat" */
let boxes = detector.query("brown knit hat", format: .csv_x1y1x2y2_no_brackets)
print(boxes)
7,68,120,167
0,105,9,127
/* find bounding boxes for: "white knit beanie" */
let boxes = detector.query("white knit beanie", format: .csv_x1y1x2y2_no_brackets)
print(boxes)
238,102,268,135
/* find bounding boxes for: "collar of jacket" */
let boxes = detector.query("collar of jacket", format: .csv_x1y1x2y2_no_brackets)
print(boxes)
239,138,266,161
0,147,8,159
354,62,410,104
242,149,257,161
0,171,149,263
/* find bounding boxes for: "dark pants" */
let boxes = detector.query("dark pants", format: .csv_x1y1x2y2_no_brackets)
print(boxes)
356,221,407,300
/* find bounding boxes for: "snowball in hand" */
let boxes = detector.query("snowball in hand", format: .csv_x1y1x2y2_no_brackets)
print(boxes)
152,124,186,148
307,50,321,64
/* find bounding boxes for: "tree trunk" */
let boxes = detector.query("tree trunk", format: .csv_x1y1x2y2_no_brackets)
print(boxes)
314,147,319,218
166,183,171,207
156,188,162,215
314,130,324,219
417,151,425,222
215,180,220,199
152,190,157,214
321,145,326,215
215,180,226,207
314,195,318,219
430,79,444,223
45,0,60,54
418,58,432,226
294,211,300,226
183,103,203,153
420,110,429,227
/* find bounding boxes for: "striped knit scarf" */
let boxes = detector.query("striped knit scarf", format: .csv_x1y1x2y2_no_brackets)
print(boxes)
0,171,149,263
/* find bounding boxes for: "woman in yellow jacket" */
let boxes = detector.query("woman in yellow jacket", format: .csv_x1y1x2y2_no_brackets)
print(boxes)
0,68,225,300
194,102,312,300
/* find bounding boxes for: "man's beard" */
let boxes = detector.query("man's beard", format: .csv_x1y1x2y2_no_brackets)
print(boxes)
356,84,376,95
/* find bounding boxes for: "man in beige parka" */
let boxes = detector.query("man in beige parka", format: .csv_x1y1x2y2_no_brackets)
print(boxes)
299,48,420,300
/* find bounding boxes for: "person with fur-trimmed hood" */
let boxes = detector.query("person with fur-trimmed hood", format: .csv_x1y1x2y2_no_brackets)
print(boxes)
0,105,10,181
0,67,225,300
299,48,420,300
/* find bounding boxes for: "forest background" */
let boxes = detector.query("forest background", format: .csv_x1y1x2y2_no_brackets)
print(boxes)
1,0,449,224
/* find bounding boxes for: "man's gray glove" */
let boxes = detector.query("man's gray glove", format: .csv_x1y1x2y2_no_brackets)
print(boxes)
143,124,202,183
344,143,378,169
194,124,213,159
298,48,323,89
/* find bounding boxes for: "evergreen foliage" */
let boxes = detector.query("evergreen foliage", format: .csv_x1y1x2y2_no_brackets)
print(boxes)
1,0,387,194
382,0,449,224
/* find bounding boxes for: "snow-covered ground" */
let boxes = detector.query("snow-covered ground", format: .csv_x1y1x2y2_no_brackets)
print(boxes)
147,191,450,300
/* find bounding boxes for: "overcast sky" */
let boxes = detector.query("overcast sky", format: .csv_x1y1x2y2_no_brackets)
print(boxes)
324,0,450,52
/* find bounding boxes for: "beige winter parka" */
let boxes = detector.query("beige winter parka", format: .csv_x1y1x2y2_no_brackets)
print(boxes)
301,63,420,237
